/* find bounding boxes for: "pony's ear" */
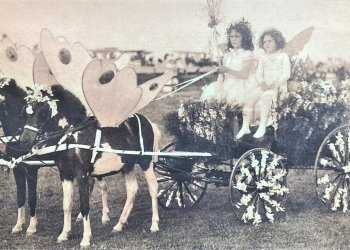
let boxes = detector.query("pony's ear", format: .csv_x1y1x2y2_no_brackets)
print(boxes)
26,86,33,92
283,27,314,57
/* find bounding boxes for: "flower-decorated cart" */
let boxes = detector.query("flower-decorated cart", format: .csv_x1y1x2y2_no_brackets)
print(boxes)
154,79,350,225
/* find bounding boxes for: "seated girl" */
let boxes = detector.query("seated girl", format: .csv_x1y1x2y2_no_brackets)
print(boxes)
236,28,291,139
200,19,256,107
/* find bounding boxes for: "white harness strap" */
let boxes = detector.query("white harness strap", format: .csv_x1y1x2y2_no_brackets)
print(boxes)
24,125,39,132
90,129,101,163
134,114,144,154
0,135,20,143
89,115,144,163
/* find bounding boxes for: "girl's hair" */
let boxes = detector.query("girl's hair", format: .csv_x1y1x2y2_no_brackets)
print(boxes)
226,18,254,51
259,28,286,50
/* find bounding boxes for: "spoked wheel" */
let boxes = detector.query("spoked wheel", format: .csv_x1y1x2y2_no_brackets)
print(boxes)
230,148,288,225
315,125,350,212
154,142,208,210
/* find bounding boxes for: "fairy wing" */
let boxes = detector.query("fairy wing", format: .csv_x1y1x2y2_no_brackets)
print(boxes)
283,27,314,57
82,58,173,127
82,60,142,127
130,70,173,114
0,36,35,88
40,28,92,113
32,52,58,87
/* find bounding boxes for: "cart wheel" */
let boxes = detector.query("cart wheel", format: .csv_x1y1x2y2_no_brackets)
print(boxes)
230,148,288,225
315,125,350,212
154,142,208,210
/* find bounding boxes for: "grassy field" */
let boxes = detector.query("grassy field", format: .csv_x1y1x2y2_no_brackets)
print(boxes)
1,84,350,249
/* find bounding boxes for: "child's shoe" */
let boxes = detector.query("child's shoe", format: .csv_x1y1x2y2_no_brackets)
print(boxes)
253,127,266,138
236,127,251,140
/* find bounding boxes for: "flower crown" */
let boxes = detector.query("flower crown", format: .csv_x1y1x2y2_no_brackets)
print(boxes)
25,84,58,118
25,84,54,103
226,18,252,36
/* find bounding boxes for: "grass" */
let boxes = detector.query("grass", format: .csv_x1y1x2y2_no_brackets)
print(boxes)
1,84,350,249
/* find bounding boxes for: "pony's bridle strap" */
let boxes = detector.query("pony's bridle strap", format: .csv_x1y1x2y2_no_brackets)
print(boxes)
24,125,39,132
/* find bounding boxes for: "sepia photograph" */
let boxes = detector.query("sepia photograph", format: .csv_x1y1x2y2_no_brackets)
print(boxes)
0,0,350,249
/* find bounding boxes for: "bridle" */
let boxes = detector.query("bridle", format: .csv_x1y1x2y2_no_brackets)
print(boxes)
22,101,97,148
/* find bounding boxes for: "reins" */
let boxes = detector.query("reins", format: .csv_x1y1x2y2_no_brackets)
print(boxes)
34,116,97,146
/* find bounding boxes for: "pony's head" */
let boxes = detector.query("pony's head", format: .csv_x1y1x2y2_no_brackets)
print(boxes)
20,84,87,150
0,76,29,135
20,85,58,149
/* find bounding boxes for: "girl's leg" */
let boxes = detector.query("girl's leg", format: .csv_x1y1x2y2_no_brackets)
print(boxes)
236,104,252,139
236,88,262,139
253,91,274,138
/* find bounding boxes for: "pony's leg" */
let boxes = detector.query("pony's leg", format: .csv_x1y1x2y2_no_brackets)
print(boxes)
97,178,110,224
113,169,138,232
26,166,39,235
143,164,159,232
12,167,26,233
76,175,92,247
57,180,74,243
76,177,95,223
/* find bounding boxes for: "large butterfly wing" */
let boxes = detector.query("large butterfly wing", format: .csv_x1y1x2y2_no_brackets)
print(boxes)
33,52,58,87
283,27,315,57
0,37,35,88
82,59,142,127
40,28,92,113
131,71,173,114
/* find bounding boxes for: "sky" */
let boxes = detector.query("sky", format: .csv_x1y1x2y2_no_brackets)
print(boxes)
0,0,349,62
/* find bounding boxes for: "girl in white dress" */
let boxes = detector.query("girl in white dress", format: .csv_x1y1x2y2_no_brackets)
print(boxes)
200,19,256,105
236,28,291,139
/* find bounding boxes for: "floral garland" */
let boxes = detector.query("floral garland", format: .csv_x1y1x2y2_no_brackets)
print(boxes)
272,79,350,166
164,99,241,154
25,84,58,118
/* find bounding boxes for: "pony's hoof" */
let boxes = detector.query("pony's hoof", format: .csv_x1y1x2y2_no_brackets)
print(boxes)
26,229,37,236
150,225,159,233
102,216,110,224
57,233,69,243
112,223,123,232
80,238,91,248
12,225,23,234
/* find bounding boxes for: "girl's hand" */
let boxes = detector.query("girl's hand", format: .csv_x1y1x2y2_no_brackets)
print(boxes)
218,66,231,74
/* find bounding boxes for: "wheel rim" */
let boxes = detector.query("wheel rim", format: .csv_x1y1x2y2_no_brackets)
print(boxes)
155,142,208,209
230,148,288,225
315,125,350,212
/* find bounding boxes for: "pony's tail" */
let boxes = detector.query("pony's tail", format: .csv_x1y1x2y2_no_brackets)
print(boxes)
151,123,161,163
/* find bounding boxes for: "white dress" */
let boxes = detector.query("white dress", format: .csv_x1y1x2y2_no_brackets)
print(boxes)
254,51,291,126
201,48,256,105
255,51,291,98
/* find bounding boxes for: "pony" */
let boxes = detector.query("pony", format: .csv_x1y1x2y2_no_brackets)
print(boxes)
0,79,110,236
0,79,40,235
20,85,160,247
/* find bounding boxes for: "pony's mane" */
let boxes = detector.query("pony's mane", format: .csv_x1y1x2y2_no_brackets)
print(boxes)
51,85,87,125
0,79,28,100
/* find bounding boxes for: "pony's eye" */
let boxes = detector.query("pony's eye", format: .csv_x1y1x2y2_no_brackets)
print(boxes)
26,105,33,115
